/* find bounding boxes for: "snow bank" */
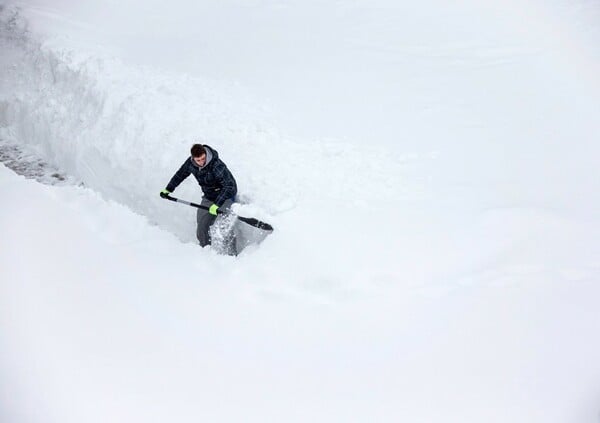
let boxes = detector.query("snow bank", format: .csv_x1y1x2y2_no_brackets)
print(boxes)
2,162,600,422
0,5,276,240
1,2,600,422
0,5,422,245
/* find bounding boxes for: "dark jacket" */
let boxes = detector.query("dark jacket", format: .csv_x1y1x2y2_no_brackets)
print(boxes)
166,145,237,206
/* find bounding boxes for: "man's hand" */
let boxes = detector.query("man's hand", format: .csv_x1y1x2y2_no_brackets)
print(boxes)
209,204,219,216
160,189,171,198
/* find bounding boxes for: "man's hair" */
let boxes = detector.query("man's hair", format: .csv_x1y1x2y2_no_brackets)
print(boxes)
191,144,206,158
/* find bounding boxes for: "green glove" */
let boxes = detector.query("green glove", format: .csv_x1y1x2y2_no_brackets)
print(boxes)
160,188,171,198
209,203,219,216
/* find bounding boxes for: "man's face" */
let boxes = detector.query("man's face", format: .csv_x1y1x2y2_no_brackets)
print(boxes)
193,153,206,167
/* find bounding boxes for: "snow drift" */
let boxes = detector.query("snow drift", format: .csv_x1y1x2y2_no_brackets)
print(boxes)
1,1,600,422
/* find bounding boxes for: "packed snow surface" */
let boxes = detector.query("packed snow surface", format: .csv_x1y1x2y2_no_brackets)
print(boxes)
1,1,599,422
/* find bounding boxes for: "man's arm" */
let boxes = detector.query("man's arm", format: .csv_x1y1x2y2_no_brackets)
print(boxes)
166,159,192,192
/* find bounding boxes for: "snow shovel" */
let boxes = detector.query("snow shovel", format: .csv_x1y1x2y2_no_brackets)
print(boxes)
161,194,273,231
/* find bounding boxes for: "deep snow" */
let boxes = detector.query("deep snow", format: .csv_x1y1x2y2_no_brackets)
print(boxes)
1,1,600,422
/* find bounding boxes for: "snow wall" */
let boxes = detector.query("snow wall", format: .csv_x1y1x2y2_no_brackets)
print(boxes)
0,5,414,245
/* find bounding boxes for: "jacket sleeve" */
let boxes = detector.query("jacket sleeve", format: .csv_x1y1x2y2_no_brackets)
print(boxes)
166,159,191,192
214,164,238,206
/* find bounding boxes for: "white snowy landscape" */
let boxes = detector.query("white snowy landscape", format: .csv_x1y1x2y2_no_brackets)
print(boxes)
1,0,599,422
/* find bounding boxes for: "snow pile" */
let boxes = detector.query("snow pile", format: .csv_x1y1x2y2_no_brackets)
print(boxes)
0,4,424,244
1,1,600,422
0,5,277,240
2,162,600,422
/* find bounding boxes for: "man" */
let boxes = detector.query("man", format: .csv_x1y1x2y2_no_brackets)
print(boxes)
160,144,237,251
